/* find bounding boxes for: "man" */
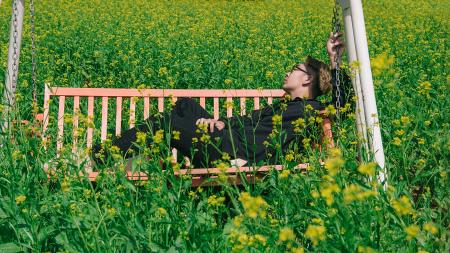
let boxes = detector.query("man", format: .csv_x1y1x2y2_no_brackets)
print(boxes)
92,32,351,168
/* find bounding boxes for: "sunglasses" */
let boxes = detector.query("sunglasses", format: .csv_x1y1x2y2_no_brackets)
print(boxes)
286,63,311,78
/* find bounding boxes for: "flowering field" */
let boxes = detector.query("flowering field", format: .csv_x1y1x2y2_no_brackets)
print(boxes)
0,0,448,252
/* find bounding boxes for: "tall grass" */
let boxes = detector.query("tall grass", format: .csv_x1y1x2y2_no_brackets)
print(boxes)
0,0,448,252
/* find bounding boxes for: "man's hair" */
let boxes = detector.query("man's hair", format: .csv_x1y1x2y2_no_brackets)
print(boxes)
304,55,332,99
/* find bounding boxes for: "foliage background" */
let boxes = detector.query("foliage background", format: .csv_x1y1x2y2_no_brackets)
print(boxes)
0,0,448,252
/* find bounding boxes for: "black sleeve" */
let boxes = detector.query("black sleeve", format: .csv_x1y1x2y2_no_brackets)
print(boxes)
330,68,352,109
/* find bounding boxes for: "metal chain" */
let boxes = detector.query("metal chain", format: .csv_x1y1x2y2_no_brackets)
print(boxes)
30,0,38,111
10,0,19,105
331,0,343,117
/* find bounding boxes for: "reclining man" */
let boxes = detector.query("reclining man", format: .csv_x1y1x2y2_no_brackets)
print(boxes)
92,32,351,168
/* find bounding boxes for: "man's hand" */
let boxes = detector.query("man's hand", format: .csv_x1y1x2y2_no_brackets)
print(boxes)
327,32,345,68
195,118,225,133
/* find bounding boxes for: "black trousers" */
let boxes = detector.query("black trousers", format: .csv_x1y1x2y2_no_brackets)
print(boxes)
92,98,224,168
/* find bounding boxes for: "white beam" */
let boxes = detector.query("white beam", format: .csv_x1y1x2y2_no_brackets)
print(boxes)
348,0,387,186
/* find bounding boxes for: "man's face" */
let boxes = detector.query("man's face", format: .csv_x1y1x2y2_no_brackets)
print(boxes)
282,63,312,91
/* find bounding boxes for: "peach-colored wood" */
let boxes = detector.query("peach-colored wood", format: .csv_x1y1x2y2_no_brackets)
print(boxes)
213,97,219,120
322,118,335,148
200,97,205,108
172,148,177,160
254,97,260,110
72,96,80,153
57,96,65,152
87,96,94,148
240,97,246,116
144,97,150,120
158,97,164,112
226,97,232,117
47,88,285,98
268,97,273,105
42,84,51,147
129,97,136,128
79,162,309,184
115,97,122,136
101,97,108,141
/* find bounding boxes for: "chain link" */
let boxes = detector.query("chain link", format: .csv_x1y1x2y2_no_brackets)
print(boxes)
30,0,38,111
10,0,19,105
331,0,343,119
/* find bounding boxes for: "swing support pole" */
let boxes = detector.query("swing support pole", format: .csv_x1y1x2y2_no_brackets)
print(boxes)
340,0,387,187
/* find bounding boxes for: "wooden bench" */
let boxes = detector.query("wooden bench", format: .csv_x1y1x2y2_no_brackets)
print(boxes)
38,84,334,186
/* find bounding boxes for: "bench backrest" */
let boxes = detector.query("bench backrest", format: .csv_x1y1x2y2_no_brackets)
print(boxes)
42,84,334,158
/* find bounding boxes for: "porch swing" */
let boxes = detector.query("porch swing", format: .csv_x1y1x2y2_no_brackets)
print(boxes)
3,0,387,187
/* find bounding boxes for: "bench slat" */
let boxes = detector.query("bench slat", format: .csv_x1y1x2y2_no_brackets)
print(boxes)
213,97,219,120
57,96,65,153
87,96,94,148
200,97,205,108
129,97,136,129
254,97,260,110
226,97,232,117
158,97,164,112
73,96,80,153
240,97,246,116
115,97,122,137
144,97,150,120
101,97,108,141
48,88,286,98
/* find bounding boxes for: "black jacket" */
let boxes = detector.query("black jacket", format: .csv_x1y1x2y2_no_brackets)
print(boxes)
219,68,352,165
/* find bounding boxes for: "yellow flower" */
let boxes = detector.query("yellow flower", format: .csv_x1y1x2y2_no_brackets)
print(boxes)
423,222,438,234
157,207,167,216
291,247,304,253
357,246,377,253
153,129,164,144
324,156,344,176
371,52,395,77
172,130,180,140
158,67,168,76
207,195,225,207
279,227,295,242
61,177,71,193
224,79,233,85
279,169,290,179
305,224,326,246
272,114,282,126
391,195,413,216
343,184,378,204
320,183,340,206
394,129,405,136
424,120,431,126
107,207,117,217
358,162,377,176
392,137,402,146
405,225,420,240
417,81,432,96
238,192,268,219
232,215,243,227
136,131,147,145
265,71,273,78
15,195,26,205
400,116,411,125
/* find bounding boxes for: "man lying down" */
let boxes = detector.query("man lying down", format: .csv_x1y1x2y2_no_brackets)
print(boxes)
91,32,351,169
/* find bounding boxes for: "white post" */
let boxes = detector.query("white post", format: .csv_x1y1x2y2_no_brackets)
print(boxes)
4,0,25,108
339,0,369,156
348,0,387,186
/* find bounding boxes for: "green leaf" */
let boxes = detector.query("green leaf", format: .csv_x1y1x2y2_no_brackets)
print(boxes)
0,242,22,253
